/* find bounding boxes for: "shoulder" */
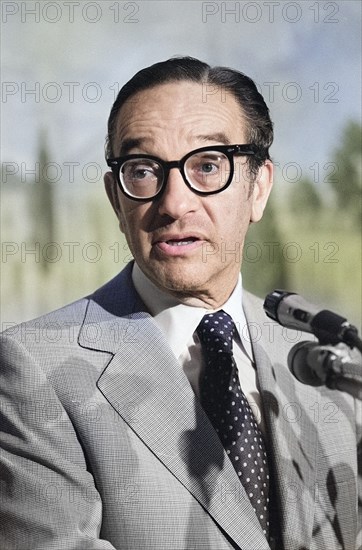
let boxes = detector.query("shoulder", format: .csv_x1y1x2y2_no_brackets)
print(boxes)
242,289,265,316
1,297,88,344
0,263,138,356
242,288,276,338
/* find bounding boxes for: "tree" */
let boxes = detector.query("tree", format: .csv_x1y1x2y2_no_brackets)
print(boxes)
328,120,362,221
28,129,55,272
288,177,322,223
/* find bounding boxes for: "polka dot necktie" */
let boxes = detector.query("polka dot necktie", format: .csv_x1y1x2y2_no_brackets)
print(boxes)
196,310,270,538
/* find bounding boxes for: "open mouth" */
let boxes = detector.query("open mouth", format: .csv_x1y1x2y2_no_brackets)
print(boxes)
165,238,198,246
153,235,203,255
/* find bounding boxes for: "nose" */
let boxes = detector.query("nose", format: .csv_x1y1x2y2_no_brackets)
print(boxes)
157,167,199,219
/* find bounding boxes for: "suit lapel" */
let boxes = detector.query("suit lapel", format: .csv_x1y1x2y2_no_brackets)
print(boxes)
78,266,270,550
243,291,319,550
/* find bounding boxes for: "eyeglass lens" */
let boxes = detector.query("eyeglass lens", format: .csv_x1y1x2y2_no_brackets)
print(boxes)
119,151,231,198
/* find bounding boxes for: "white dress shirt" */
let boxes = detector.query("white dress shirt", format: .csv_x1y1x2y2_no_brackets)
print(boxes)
132,263,265,432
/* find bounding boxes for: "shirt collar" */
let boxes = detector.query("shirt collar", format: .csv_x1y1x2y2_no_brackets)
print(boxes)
132,262,253,361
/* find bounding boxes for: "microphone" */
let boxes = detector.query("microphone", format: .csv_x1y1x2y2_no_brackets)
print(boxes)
288,341,362,399
288,341,325,386
263,290,361,349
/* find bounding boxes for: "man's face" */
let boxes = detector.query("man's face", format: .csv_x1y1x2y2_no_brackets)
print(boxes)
105,81,273,307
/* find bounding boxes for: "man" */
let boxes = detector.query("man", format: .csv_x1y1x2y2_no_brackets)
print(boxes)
0,57,360,550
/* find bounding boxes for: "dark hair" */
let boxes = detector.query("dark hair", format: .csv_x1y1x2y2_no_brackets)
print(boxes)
105,56,273,179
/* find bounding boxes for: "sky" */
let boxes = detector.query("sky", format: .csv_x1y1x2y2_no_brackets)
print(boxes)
1,0,361,196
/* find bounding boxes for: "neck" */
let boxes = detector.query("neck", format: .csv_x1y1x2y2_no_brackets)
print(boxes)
163,287,235,309
132,261,240,311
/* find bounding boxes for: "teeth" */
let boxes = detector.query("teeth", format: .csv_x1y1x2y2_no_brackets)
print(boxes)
167,240,194,246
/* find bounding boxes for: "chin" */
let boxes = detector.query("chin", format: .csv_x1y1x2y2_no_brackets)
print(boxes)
145,262,210,295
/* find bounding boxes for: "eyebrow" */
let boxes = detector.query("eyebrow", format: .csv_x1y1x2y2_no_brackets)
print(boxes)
194,133,231,145
117,132,232,157
118,138,144,156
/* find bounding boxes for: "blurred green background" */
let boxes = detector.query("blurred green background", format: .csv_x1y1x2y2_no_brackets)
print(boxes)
1,1,361,331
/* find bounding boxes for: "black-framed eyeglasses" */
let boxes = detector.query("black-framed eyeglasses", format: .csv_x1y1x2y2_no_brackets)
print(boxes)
106,144,258,201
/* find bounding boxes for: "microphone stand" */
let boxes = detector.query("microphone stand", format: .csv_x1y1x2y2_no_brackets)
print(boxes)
264,289,362,398
313,344,362,400
288,342,362,400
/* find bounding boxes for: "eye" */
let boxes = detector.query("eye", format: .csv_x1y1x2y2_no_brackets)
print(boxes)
132,167,154,180
199,161,218,174
187,153,225,182
122,160,160,182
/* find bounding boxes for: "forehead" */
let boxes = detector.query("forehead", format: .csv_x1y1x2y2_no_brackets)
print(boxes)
113,81,247,155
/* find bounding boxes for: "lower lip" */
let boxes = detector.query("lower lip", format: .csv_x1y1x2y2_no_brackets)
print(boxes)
153,240,204,256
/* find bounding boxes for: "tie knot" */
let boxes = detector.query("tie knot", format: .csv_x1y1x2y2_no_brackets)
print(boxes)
196,310,235,354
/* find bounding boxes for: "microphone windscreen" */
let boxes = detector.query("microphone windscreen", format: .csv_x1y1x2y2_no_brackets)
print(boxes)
287,341,324,386
311,310,347,344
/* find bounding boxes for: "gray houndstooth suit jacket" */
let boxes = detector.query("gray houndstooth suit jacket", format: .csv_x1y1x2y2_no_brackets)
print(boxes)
1,262,361,550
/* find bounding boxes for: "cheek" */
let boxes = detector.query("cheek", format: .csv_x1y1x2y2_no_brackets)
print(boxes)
216,194,252,237
120,203,152,246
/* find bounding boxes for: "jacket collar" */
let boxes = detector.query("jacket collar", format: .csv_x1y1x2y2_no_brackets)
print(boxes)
78,262,148,354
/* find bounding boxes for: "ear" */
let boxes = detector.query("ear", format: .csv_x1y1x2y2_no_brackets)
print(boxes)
250,161,273,223
104,171,125,233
